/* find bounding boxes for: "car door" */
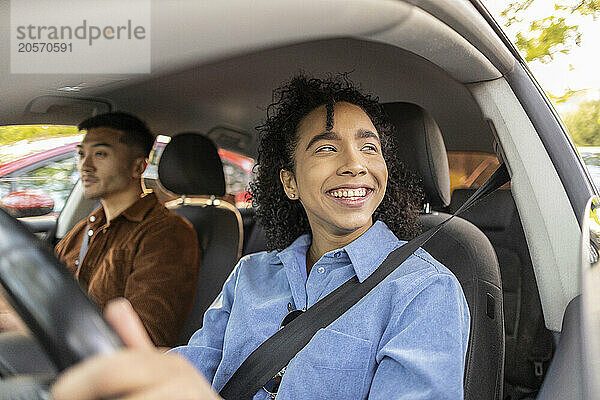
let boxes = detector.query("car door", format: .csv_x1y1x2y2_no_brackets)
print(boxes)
579,196,600,400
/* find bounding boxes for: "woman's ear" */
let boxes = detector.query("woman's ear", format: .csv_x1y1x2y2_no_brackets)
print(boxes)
280,169,298,200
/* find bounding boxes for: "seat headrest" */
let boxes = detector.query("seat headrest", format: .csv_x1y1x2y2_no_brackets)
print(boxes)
158,132,226,197
383,102,451,208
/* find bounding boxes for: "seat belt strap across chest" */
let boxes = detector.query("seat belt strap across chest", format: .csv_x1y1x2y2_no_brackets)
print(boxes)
219,163,510,399
76,224,90,278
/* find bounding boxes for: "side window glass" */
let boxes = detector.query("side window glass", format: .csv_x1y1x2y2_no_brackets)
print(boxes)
142,135,255,207
222,159,253,207
578,147,600,192
0,125,80,218
11,155,79,215
447,151,509,195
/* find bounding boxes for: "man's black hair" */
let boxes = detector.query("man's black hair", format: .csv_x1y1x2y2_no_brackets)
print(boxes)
249,74,424,251
78,112,154,158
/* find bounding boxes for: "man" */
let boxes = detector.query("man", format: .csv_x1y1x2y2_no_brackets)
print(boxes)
55,112,199,347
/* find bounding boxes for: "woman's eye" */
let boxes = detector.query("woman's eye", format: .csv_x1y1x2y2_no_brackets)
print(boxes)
362,144,378,152
95,151,107,157
315,145,336,153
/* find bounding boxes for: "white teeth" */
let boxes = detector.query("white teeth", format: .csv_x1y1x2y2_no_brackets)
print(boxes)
330,188,369,198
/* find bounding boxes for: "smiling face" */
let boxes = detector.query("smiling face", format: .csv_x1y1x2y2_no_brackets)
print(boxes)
280,102,388,241
77,127,144,201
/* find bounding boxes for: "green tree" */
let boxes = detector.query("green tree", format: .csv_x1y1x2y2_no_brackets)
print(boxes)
499,0,600,63
514,16,580,63
498,0,598,100
557,0,600,18
564,99,600,145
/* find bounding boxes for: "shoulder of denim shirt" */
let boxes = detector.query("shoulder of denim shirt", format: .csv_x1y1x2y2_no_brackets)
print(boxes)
237,251,276,265
236,233,311,268
377,244,464,309
375,224,460,287
412,246,455,277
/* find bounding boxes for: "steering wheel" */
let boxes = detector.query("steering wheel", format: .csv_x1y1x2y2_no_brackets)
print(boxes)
0,208,123,397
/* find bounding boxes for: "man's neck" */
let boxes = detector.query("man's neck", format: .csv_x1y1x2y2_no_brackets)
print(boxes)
101,185,144,222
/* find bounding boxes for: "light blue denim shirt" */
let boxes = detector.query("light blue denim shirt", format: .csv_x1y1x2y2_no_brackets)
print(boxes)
171,221,470,399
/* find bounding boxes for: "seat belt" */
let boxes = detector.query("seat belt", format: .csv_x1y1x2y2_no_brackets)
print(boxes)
76,224,90,279
219,163,510,399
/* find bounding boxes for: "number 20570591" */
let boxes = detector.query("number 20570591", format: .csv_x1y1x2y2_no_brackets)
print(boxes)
17,42,72,53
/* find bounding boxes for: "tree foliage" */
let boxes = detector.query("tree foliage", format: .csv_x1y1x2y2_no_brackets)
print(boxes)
564,99,600,145
499,0,599,63
0,125,79,146
497,0,599,101
557,0,600,18
514,16,580,63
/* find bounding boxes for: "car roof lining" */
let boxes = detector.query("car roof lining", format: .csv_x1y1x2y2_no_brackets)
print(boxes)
71,38,497,159
0,0,507,148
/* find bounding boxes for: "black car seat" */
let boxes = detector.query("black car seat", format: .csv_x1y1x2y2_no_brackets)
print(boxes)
384,102,505,400
158,132,243,345
450,188,553,399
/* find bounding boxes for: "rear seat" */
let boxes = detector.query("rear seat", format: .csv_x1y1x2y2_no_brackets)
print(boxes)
241,211,267,256
449,188,554,399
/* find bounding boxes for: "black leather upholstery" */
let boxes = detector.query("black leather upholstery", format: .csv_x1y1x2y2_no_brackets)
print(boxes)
384,102,451,208
384,102,505,400
159,132,226,197
158,132,242,345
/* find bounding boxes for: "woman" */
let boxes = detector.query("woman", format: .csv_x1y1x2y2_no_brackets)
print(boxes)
52,75,469,400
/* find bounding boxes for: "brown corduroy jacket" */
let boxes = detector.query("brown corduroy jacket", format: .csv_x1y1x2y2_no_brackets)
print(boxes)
55,193,200,347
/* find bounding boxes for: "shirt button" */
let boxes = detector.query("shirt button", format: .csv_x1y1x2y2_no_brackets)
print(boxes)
89,216,96,222
74,260,79,266
334,252,342,258
87,229,94,237
317,266,325,274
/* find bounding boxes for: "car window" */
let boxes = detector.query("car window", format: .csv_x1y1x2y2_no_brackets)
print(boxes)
0,126,81,218
578,147,600,192
142,135,254,207
447,151,509,195
1,155,79,215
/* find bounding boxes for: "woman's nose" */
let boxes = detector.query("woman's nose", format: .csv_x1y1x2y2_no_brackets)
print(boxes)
336,152,367,176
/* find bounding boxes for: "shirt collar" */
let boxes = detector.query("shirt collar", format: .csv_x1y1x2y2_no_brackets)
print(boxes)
91,192,158,225
120,192,158,222
344,221,401,282
276,233,311,266
275,221,401,283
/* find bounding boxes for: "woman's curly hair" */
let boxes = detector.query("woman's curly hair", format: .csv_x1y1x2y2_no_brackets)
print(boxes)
249,74,424,251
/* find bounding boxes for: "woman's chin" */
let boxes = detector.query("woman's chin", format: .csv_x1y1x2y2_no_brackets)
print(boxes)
328,218,373,237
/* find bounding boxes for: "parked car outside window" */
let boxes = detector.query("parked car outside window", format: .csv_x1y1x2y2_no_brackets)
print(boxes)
0,129,81,218
0,128,255,218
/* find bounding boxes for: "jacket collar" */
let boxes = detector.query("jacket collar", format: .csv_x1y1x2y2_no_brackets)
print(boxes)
120,192,158,222
90,192,158,226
